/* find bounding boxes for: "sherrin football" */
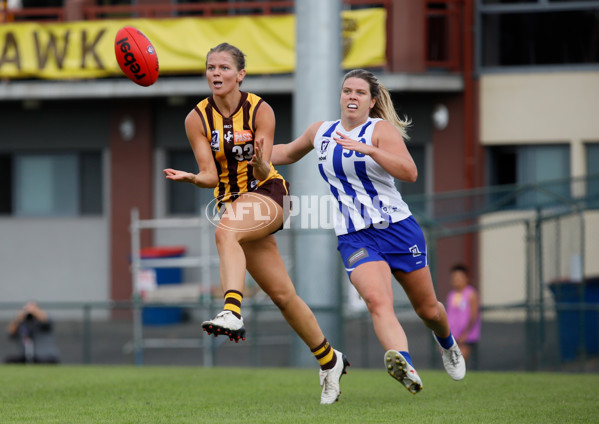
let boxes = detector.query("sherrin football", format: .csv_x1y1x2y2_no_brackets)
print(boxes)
115,26,159,87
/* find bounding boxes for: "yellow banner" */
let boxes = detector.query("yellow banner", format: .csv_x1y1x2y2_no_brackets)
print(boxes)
0,9,385,80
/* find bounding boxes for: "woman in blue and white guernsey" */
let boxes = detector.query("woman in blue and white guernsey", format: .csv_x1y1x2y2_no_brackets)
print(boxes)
265,69,466,394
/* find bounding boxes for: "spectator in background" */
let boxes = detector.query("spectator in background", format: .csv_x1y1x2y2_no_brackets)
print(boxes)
446,264,481,363
4,302,60,364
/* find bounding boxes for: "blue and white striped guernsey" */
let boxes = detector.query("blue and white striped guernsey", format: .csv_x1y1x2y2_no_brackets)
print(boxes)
313,117,412,236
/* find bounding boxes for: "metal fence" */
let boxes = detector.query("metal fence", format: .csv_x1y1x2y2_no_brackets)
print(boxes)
409,173,599,372
1,175,598,372
0,299,595,372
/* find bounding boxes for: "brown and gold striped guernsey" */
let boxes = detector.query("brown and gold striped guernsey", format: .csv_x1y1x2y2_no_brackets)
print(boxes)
193,92,284,205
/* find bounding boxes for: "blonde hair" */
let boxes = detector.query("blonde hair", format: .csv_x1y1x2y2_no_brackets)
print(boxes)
206,43,246,86
342,69,411,139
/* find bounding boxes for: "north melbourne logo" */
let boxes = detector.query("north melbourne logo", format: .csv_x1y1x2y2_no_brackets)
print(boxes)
409,245,422,257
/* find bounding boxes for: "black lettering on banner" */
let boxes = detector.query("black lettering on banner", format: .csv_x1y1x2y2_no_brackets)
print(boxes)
34,30,70,70
0,32,21,70
81,29,105,69
342,18,359,60
1,27,108,75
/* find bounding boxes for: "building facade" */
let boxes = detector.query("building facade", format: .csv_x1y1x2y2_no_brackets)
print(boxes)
1,0,597,317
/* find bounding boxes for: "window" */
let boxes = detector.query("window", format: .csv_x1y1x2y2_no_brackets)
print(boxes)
0,152,103,216
397,144,426,197
0,155,12,214
396,144,428,216
480,4,599,68
586,143,599,207
487,144,570,208
80,152,103,215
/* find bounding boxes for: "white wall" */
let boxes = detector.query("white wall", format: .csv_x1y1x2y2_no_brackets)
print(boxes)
478,211,530,319
479,71,599,318
0,218,110,318
478,209,599,320
584,211,599,277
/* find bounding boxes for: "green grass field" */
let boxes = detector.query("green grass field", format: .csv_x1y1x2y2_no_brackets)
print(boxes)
1,366,597,423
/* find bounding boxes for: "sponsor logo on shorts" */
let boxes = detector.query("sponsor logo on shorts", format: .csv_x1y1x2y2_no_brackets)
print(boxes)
410,245,422,257
348,247,369,267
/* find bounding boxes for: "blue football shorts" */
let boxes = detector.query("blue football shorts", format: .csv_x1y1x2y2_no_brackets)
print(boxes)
337,215,428,277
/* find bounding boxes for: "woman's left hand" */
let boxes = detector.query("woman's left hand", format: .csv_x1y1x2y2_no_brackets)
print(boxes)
333,131,373,156
249,137,266,168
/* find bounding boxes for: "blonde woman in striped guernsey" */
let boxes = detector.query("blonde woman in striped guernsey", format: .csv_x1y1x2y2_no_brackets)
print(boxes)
163,43,348,404
269,69,466,395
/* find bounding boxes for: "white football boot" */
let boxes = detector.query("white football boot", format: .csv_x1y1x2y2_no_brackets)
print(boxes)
319,350,350,404
433,332,466,380
201,311,246,343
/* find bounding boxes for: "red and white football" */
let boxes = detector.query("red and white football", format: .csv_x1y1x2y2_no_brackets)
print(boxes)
114,26,159,87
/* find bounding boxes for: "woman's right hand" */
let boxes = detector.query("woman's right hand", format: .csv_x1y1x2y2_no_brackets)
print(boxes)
163,168,196,184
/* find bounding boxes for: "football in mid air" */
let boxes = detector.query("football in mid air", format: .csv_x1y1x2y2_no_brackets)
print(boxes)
114,26,159,87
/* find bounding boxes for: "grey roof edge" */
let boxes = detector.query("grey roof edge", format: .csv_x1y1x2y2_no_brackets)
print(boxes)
0,73,463,101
